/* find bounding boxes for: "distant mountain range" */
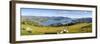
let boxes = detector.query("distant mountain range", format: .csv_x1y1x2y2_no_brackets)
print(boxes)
21,16,92,26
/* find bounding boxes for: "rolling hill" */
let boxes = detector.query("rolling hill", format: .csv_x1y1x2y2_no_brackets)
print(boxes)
21,16,92,26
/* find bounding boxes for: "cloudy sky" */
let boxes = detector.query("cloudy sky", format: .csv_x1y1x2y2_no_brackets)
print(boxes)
21,8,92,18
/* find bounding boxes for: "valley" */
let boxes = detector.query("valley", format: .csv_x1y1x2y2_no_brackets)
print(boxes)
21,16,92,35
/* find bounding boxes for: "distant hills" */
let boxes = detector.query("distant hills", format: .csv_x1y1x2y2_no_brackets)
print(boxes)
21,16,92,26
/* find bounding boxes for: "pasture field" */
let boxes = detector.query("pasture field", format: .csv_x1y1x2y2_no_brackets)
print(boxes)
21,22,92,35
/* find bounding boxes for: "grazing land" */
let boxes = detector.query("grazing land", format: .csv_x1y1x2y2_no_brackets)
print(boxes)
21,21,92,35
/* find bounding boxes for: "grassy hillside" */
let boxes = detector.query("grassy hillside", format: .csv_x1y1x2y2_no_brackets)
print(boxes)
21,22,92,35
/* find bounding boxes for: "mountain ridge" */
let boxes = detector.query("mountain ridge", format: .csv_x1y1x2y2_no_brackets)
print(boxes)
21,16,92,26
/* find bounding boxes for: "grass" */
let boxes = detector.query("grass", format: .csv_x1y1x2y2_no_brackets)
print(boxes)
21,23,92,35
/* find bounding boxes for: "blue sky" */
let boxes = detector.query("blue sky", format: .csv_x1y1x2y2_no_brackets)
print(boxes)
21,8,92,18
